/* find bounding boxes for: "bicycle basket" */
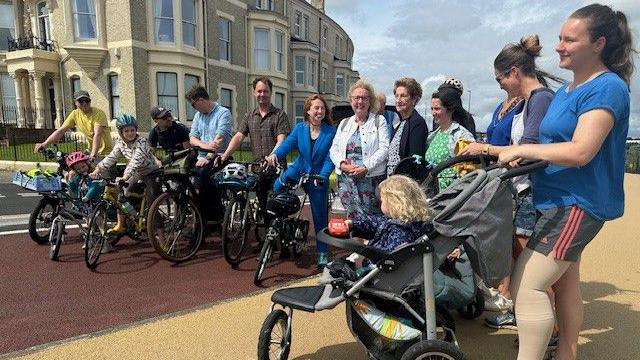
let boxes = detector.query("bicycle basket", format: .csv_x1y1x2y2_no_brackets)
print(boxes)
12,171,62,192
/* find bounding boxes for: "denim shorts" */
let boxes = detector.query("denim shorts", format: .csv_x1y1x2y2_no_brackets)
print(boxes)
514,192,535,237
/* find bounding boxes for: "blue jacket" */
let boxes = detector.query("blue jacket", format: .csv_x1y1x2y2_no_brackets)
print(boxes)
353,214,433,253
273,121,336,180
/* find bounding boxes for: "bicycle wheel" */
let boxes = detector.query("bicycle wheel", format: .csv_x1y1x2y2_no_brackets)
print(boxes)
254,237,273,285
147,192,204,262
221,196,250,266
85,202,114,270
49,217,64,261
257,309,291,360
29,197,58,244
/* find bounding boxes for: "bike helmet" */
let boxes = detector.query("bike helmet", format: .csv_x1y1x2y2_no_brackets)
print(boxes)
116,113,138,131
267,192,301,217
65,151,89,168
222,163,247,181
441,78,464,94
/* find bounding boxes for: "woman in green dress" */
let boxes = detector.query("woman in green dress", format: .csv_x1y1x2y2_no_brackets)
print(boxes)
426,86,476,190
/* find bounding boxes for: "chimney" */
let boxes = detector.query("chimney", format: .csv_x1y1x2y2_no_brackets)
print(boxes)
309,0,325,13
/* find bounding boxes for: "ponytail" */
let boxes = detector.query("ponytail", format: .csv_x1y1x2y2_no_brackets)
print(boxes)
571,4,636,87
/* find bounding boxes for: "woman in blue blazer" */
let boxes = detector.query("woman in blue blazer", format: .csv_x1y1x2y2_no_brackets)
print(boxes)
266,94,336,267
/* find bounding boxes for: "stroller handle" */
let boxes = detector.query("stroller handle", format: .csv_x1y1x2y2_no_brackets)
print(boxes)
498,160,549,181
431,154,497,177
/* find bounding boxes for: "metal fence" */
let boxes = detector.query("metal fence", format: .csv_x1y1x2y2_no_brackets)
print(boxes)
7,35,57,52
627,143,640,174
0,105,55,129
0,134,84,162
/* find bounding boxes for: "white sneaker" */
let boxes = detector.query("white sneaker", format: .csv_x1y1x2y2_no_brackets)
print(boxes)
484,293,513,312
101,241,114,254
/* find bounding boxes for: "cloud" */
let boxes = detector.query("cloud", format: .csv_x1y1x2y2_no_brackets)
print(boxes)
326,0,640,137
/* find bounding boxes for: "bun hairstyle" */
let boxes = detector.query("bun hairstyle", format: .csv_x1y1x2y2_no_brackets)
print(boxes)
494,34,563,87
571,4,636,87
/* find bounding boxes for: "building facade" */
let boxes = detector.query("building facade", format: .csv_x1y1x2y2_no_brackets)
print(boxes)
0,0,359,132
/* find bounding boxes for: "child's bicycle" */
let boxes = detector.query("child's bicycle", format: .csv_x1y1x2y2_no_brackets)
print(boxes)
254,173,323,285
217,160,279,267
84,178,150,270
24,145,68,244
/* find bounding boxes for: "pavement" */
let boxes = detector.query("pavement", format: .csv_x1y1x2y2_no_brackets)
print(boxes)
1,174,639,360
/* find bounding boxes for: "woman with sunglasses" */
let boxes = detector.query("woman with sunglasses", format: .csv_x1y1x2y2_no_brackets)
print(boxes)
498,5,634,359
461,35,562,329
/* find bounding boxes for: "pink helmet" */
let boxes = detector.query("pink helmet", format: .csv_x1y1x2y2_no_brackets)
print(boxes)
66,151,89,168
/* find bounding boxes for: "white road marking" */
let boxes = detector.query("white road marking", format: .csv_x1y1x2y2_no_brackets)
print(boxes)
0,194,5,198
17,192,41,197
0,224,80,236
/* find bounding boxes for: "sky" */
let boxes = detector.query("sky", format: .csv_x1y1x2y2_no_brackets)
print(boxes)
324,0,640,138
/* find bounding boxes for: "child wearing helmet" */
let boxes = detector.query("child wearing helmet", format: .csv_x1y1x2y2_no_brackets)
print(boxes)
90,114,161,236
65,151,104,206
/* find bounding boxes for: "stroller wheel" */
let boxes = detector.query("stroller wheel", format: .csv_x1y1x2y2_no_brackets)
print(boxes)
458,290,485,320
400,339,466,360
257,309,291,360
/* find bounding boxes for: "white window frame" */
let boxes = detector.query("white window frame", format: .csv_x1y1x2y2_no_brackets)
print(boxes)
294,55,306,86
321,26,327,49
0,73,17,108
308,58,316,87
219,88,233,115
218,18,231,61
302,14,309,40
294,100,304,123
156,72,179,114
181,0,197,48
256,0,274,11
275,30,284,72
0,3,16,51
72,0,97,40
184,74,199,121
108,73,120,119
37,2,52,43
254,28,270,70
294,11,301,38
154,0,175,44
274,92,285,110
336,72,345,97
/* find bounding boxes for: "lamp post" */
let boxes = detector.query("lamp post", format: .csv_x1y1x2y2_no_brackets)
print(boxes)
467,90,471,113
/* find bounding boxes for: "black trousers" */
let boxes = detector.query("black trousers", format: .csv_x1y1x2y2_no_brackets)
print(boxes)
192,161,225,222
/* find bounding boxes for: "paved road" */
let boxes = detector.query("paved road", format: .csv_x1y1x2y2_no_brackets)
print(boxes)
0,228,323,355
0,183,40,216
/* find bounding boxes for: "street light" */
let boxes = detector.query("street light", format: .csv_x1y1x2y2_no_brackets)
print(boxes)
467,90,471,113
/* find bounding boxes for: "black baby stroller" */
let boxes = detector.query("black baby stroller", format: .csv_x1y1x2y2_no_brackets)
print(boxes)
257,161,547,360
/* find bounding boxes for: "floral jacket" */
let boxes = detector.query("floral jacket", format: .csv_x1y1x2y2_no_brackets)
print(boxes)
352,214,433,253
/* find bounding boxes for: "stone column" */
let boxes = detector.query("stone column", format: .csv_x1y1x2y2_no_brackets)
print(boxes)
30,71,46,128
52,75,63,128
9,73,25,127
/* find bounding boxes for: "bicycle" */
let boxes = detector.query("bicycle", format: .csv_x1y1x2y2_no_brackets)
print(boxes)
146,148,205,263
26,145,68,244
218,161,279,267
84,178,150,270
254,174,323,285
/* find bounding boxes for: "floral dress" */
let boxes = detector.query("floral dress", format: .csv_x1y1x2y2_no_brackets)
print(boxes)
338,131,380,219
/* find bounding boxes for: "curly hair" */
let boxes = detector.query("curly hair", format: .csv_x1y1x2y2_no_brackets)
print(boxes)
393,77,423,103
379,175,432,223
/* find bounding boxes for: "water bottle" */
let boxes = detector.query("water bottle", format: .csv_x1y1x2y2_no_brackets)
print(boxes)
120,200,137,218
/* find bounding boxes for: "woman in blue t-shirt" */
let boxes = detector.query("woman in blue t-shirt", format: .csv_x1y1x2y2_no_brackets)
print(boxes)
498,5,634,360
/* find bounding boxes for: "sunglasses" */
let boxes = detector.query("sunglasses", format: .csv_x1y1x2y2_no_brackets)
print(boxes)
77,98,91,104
495,68,512,83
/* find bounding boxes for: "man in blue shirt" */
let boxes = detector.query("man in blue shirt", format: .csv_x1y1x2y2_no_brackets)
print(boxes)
186,85,233,223
375,92,399,139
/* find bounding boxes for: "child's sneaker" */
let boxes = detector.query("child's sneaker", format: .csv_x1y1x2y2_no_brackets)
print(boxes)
484,311,517,330
106,224,126,236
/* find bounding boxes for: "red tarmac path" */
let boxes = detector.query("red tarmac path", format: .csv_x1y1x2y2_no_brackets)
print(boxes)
0,229,321,355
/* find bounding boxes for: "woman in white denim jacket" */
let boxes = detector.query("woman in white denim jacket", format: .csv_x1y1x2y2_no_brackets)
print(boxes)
330,80,389,219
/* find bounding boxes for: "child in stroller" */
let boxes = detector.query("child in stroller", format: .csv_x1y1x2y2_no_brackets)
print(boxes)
257,160,547,360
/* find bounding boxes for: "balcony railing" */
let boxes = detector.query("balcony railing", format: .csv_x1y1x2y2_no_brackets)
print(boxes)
7,36,56,52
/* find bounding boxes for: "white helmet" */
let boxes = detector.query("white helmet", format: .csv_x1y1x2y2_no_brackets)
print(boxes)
222,163,247,180
442,78,464,94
